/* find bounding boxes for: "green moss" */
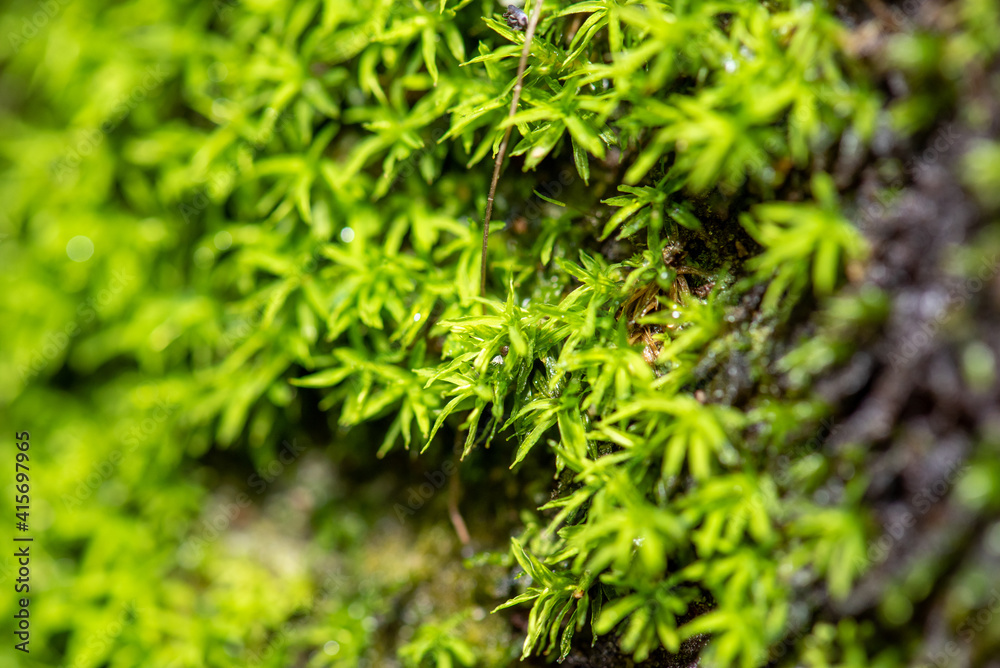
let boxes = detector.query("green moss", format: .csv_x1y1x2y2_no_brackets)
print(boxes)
3,0,999,666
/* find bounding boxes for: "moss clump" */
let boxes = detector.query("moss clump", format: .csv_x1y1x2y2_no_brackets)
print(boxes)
2,0,1000,666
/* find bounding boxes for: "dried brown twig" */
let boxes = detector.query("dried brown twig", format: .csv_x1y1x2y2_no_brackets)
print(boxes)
480,1,545,298
448,426,471,545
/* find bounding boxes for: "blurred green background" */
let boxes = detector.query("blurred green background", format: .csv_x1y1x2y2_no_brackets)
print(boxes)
0,1,530,665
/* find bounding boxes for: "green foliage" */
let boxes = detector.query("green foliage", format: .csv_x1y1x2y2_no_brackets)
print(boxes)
6,0,993,665
399,614,478,668
493,538,596,659
741,173,868,311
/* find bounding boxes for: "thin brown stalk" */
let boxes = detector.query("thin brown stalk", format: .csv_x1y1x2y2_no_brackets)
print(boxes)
447,463,471,545
480,0,545,298
448,426,471,545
